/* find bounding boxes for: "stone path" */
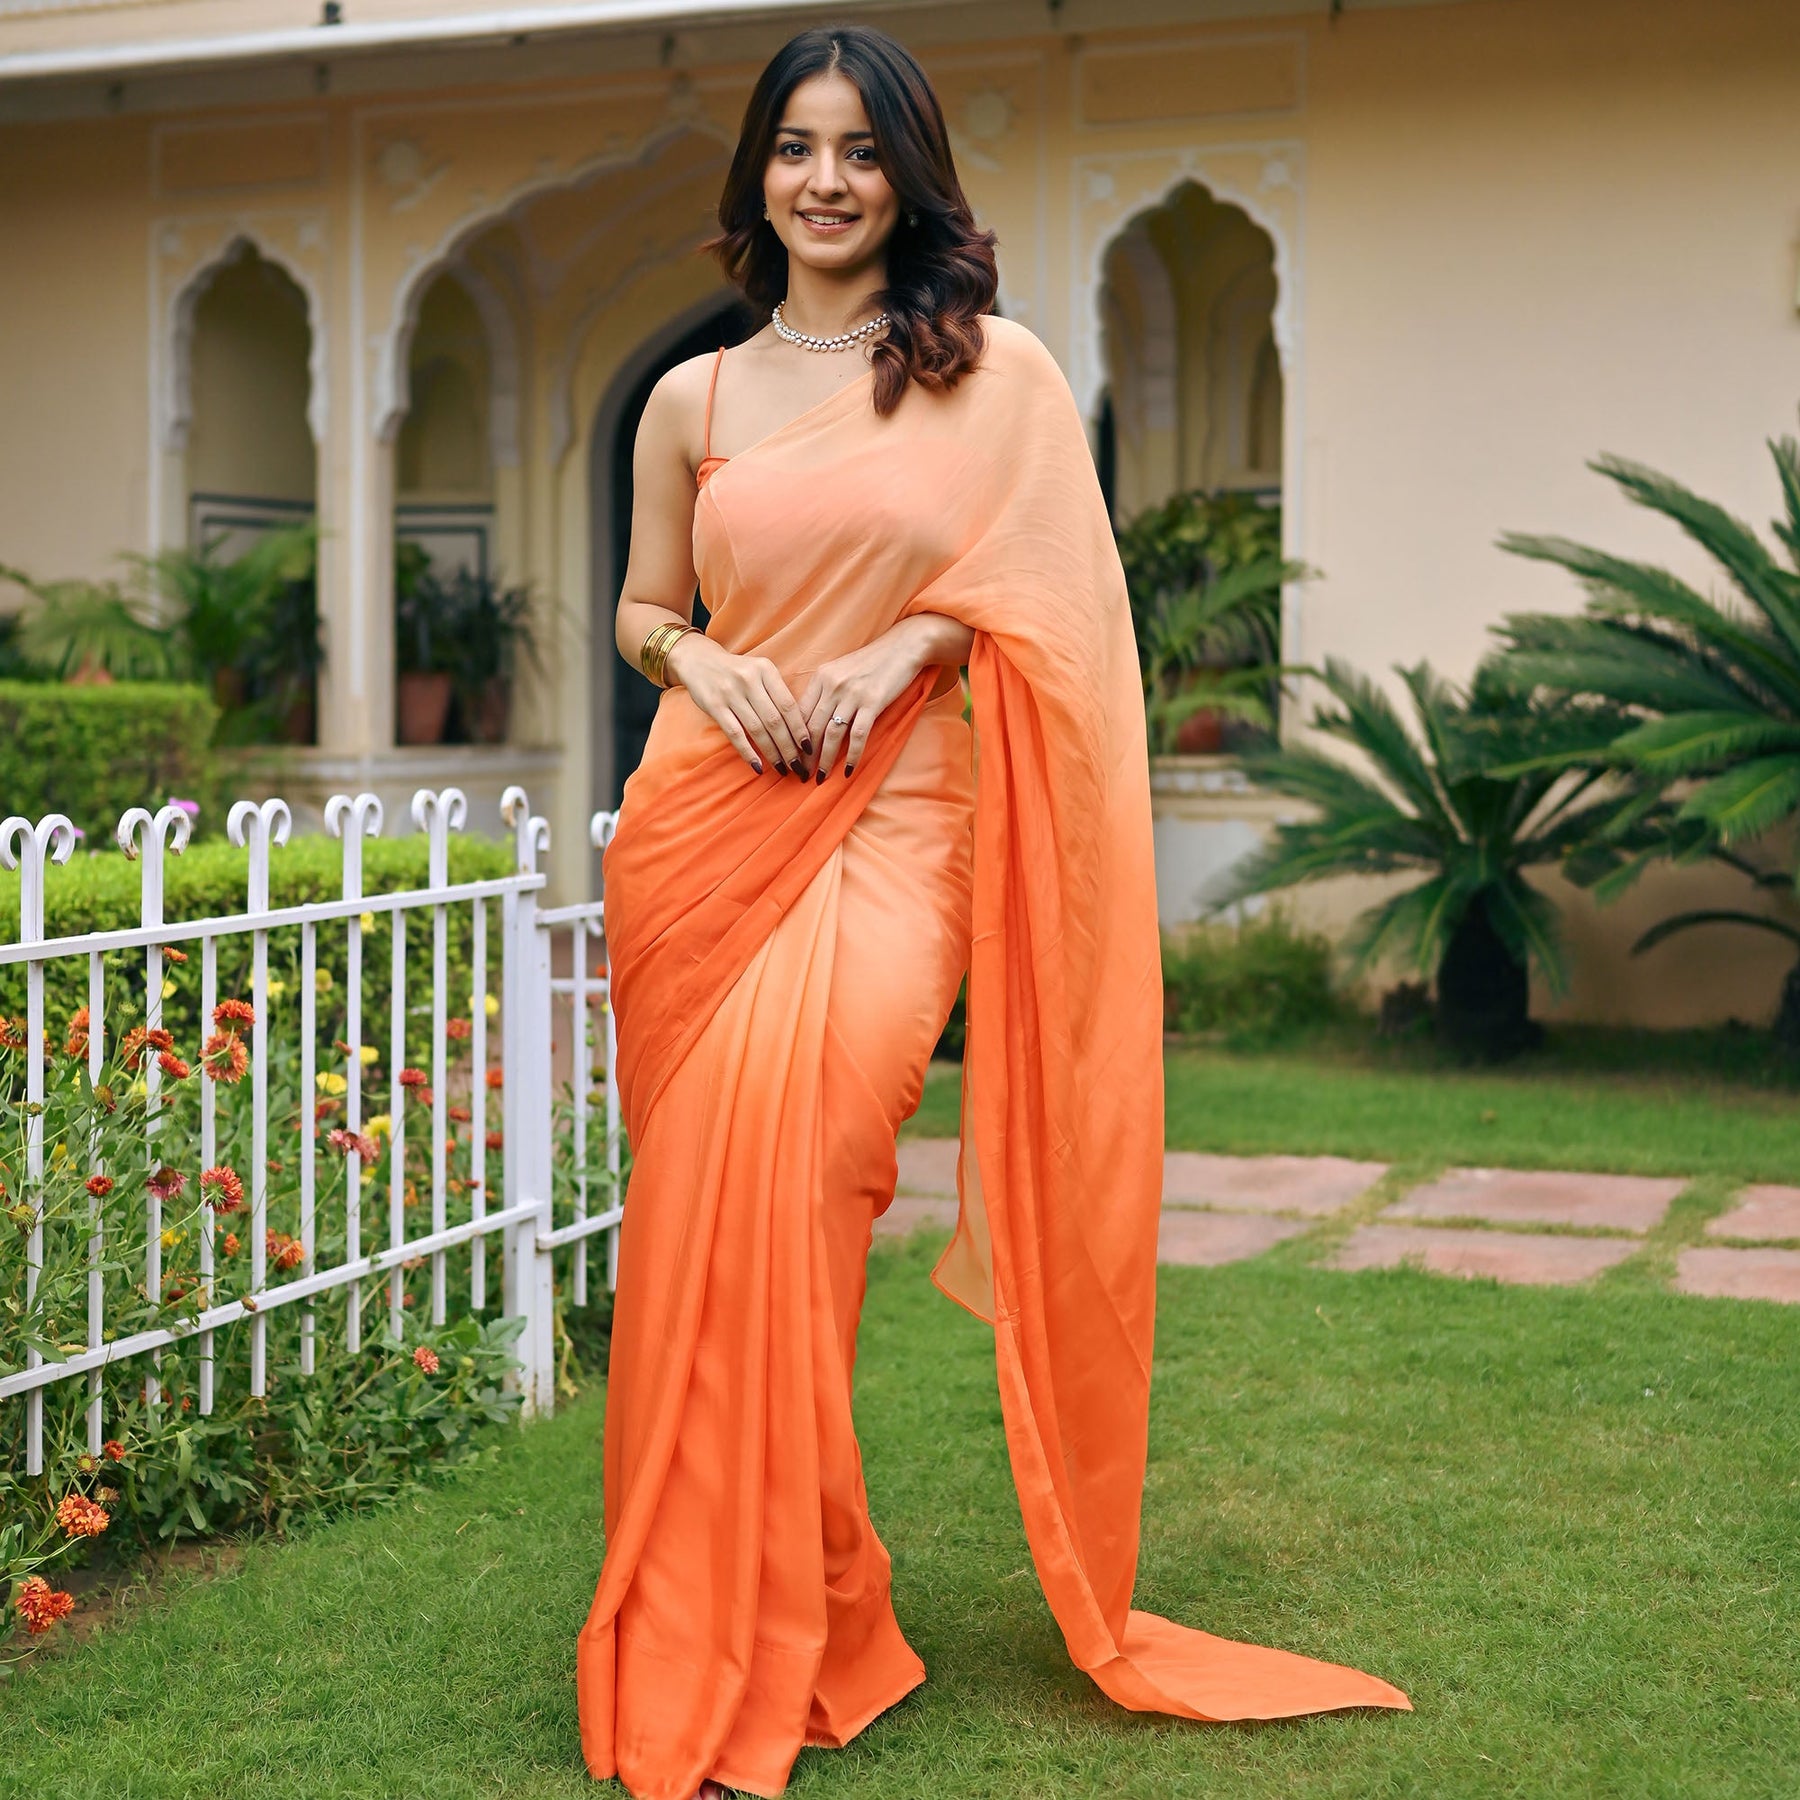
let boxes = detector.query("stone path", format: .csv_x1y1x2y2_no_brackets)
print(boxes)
888,1140,1800,1306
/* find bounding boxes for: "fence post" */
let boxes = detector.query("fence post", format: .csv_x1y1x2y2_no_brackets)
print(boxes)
500,787,556,1421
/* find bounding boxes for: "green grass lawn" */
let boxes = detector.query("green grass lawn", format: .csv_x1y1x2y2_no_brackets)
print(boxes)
909,1029,1800,1182
7,1235,1798,1798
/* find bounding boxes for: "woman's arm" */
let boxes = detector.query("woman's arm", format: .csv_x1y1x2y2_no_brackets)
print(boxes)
615,367,813,775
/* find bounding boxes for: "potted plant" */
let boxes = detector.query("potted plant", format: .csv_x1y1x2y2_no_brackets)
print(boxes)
437,566,538,745
394,542,455,745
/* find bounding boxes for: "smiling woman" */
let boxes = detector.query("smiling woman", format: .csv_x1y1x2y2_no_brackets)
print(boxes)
580,23,1408,1800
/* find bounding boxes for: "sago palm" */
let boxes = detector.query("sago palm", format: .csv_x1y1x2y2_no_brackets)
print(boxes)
1486,434,1800,957
1218,656,1670,1057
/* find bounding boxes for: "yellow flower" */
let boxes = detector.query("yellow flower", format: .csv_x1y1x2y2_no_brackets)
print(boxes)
483,993,500,1018
127,1077,147,1099
160,1227,185,1250
360,1165,377,1184
49,1140,69,1167
161,979,177,999
365,1113,392,1140
314,966,334,993
360,911,375,931
316,1071,348,1097
265,978,287,1002
359,1045,379,1066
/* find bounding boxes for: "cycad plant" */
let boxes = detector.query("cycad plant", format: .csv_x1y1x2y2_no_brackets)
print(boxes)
1218,656,1671,1058
1486,435,1800,976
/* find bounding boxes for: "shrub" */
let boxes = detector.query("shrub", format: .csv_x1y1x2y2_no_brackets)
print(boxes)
1161,909,1345,1047
0,682,222,844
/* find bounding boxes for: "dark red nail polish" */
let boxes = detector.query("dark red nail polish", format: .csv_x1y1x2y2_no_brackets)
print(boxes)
815,767,825,784
801,737,813,754
844,763,855,777
752,758,764,774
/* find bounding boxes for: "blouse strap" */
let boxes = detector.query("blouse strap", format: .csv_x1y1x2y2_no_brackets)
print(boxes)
702,344,725,461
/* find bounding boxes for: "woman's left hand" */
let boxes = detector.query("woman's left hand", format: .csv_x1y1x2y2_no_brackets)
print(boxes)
798,613,972,779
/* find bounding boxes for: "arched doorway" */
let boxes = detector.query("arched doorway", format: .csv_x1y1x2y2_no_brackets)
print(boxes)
589,297,755,811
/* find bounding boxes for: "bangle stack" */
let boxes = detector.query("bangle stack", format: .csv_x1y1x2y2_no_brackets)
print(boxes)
640,622,698,688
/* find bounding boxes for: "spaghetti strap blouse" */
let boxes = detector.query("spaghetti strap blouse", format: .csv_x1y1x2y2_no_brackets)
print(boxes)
695,344,728,490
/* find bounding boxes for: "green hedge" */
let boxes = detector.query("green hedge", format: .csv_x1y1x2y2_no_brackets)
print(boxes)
0,680,222,843
1161,909,1348,1048
0,834,515,1066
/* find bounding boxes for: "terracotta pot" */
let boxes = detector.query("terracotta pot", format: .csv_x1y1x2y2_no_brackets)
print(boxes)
1173,706,1226,754
467,676,510,745
396,671,454,745
280,688,316,746
212,667,246,712
65,658,114,686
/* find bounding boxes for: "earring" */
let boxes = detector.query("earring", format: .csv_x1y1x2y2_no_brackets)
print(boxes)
908,210,918,226
762,203,769,219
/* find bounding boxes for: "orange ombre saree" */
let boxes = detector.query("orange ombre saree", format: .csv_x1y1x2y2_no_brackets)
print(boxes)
577,315,1409,1799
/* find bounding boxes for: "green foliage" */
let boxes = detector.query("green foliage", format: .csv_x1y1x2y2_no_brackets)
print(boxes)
0,832,513,1070
1114,489,1304,755
1486,435,1800,930
0,682,222,845
0,566,181,683
1220,657,1671,998
1161,909,1345,1047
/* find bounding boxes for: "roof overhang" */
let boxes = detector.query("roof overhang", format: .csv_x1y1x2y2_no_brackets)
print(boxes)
0,0,906,86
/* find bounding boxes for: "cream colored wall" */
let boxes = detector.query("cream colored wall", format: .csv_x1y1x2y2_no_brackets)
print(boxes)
187,247,314,504
2,0,1799,1017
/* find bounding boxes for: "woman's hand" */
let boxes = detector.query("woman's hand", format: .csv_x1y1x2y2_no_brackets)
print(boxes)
801,613,975,779
664,633,813,776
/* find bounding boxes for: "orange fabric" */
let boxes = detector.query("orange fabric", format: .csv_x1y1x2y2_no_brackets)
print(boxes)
577,317,1409,1798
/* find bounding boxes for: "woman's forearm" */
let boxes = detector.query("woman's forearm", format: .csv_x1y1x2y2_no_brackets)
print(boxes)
615,598,693,674
893,610,976,672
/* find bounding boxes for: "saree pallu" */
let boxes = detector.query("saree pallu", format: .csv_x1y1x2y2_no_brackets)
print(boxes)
577,316,1409,1800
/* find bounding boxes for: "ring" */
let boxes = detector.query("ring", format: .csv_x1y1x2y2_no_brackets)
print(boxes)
830,714,848,726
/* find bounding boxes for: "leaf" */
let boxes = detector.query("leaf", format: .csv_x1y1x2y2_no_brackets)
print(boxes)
1631,907,1800,956
1677,756,1800,842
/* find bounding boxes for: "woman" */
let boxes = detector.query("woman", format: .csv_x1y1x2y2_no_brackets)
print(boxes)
577,25,1409,1800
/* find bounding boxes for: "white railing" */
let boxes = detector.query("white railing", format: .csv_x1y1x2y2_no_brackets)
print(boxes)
0,784,622,1479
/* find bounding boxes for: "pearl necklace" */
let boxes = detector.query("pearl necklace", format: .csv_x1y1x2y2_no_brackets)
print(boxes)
771,299,890,352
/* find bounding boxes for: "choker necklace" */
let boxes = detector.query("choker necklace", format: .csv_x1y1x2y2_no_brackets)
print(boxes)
771,299,890,352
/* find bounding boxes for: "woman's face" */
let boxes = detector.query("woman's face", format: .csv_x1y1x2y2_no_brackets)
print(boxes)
762,70,899,275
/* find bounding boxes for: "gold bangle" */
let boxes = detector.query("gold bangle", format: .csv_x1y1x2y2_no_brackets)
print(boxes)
655,624,699,688
638,622,685,685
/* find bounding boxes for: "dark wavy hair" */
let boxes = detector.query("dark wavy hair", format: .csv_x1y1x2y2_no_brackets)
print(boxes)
699,23,999,417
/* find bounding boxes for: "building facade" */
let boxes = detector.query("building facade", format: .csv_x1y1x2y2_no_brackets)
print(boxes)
3,0,1799,1024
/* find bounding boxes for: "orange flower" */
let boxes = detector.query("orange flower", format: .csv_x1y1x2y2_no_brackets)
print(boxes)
64,1006,90,1059
485,1130,503,1151
157,1050,192,1081
267,1228,305,1272
85,1174,114,1198
448,1105,471,1123
0,1017,26,1051
200,1165,245,1213
485,1067,503,1090
212,997,254,1028
158,945,189,964
398,1067,428,1089
55,1492,110,1538
413,1345,440,1373
201,1031,249,1084
14,1574,75,1634
102,1439,126,1462
120,1026,174,1070
221,1232,240,1258
445,1017,472,1042
325,1128,379,1161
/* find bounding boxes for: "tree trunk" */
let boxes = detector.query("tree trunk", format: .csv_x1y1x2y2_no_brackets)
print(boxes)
1435,890,1540,1061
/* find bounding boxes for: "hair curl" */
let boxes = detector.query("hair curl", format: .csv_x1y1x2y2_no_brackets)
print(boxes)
699,24,999,417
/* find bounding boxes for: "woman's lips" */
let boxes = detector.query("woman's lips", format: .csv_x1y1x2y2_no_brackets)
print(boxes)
798,212,857,234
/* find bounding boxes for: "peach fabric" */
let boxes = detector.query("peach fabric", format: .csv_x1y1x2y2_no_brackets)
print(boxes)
577,318,1409,1798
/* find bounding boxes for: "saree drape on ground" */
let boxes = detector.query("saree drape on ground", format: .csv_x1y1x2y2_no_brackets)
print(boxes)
577,315,1409,1800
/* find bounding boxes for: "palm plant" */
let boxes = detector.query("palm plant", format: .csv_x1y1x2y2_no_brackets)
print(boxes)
1116,489,1304,754
1217,656,1673,1058
1485,435,1800,978
0,566,180,682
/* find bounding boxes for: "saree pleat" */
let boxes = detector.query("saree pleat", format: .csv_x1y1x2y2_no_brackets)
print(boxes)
578,316,1407,1798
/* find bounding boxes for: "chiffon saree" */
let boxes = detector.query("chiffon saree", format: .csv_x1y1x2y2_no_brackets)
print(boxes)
577,315,1409,1799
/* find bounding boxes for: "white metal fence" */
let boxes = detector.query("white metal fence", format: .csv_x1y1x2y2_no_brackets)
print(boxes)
0,784,622,1479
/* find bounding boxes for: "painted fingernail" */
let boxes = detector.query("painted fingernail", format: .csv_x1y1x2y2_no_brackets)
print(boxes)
774,758,789,776
815,766,826,784
752,758,764,774
801,737,813,754
844,763,855,777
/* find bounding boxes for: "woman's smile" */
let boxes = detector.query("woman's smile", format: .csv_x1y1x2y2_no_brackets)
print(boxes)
797,209,858,233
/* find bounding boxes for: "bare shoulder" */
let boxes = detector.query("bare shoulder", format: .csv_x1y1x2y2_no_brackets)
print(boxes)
637,349,720,467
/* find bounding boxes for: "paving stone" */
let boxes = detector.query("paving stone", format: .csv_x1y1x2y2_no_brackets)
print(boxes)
1328,1224,1638,1286
1706,1185,1800,1242
1157,1212,1310,1266
1385,1167,1680,1234
1674,1246,1800,1304
895,1137,960,1198
873,1195,960,1238
1162,1151,1386,1217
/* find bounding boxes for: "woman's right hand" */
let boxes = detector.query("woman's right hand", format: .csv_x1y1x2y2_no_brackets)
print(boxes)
666,633,815,777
